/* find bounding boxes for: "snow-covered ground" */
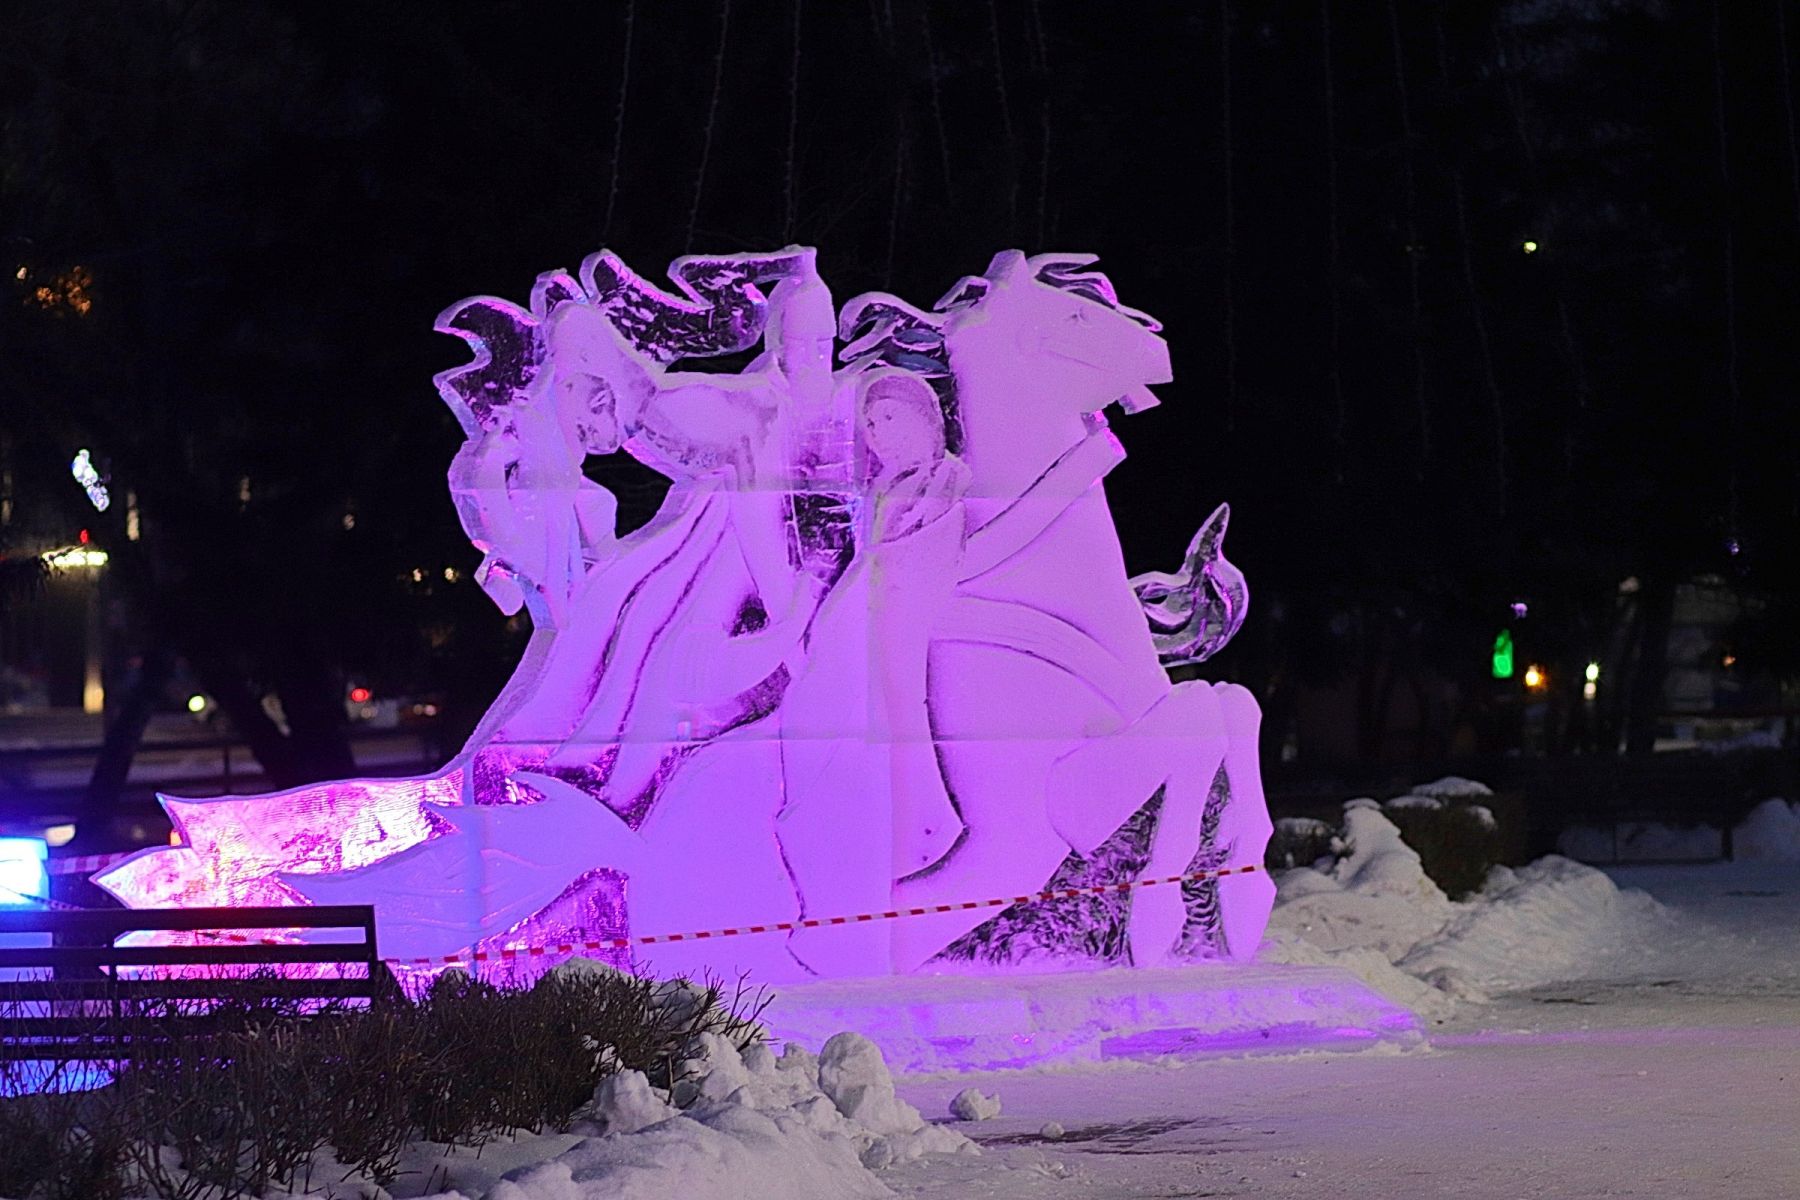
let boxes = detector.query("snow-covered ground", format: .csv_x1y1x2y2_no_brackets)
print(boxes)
17,795,1798,1199
375,797,1800,1199
889,801,1800,1200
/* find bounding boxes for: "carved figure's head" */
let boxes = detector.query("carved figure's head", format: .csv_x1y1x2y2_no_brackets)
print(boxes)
434,250,805,615
434,276,579,616
859,370,946,477
544,304,634,457
939,251,1171,419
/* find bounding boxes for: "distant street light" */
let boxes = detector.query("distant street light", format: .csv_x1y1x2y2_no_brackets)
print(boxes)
42,546,108,570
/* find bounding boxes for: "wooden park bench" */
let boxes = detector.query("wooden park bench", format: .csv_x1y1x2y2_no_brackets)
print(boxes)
0,904,384,1064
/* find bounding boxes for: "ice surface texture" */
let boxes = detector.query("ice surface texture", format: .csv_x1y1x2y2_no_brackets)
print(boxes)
99,248,1275,981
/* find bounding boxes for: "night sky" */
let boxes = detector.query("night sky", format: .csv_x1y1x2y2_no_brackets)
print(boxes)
4,1,1799,768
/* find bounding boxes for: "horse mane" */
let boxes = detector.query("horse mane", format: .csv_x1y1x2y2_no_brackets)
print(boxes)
929,253,1161,332
1026,253,1162,332
836,252,1162,456
837,292,946,371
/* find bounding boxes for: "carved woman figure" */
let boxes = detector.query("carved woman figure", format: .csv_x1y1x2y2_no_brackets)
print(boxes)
776,370,970,976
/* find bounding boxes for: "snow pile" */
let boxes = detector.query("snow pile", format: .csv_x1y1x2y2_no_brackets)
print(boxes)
1265,797,1674,1018
1408,775,1494,799
1734,798,1800,862
1274,816,1335,841
1400,857,1668,993
948,1087,1003,1121
398,1001,972,1200
1263,801,1464,1017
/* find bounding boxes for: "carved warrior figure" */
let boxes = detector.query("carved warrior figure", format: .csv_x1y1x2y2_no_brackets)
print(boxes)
97,248,1273,982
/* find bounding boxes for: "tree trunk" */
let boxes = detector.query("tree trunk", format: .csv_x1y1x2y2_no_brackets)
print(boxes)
271,638,357,783
1597,590,1642,756
1624,575,1676,755
180,651,304,788
77,642,177,847
1354,612,1395,761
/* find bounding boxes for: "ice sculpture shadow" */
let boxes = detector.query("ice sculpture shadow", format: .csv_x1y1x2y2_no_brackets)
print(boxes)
97,247,1272,984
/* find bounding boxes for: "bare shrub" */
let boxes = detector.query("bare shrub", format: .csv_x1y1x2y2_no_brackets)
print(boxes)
310,1002,432,1188
0,1058,126,1200
114,1025,296,1200
0,958,768,1198
399,964,761,1140
1271,803,1504,900
1382,803,1501,899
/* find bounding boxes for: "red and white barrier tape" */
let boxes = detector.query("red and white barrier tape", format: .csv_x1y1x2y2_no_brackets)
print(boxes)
40,863,1264,963
396,862,1263,967
47,851,137,877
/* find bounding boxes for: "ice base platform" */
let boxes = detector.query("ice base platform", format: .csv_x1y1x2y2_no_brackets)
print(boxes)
762,963,1423,1075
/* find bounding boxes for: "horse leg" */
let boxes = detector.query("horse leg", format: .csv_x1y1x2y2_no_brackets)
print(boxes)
1044,682,1230,967
1209,682,1276,960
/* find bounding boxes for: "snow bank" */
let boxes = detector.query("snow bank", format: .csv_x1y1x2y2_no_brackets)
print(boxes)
1734,798,1800,862
1271,801,1455,958
1408,776,1493,799
383,984,973,1200
1265,796,1675,1018
1383,793,1444,811
1263,800,1463,1018
1400,857,1668,993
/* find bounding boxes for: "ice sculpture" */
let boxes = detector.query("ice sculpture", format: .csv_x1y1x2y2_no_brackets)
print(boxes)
98,247,1274,982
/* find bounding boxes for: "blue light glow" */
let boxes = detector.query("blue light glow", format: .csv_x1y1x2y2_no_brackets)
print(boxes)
0,837,49,907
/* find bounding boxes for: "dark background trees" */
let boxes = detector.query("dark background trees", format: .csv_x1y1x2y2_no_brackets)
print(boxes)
2,1,1796,798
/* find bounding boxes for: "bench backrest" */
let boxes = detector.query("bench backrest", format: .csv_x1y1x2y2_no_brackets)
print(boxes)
0,905,383,1061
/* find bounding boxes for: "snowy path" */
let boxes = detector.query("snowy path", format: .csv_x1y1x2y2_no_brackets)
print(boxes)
891,863,1800,1200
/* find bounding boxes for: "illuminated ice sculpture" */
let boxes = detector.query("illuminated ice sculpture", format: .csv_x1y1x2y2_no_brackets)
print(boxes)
98,248,1275,982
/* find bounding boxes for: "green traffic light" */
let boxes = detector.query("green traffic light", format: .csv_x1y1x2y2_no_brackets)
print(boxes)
1492,629,1515,680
